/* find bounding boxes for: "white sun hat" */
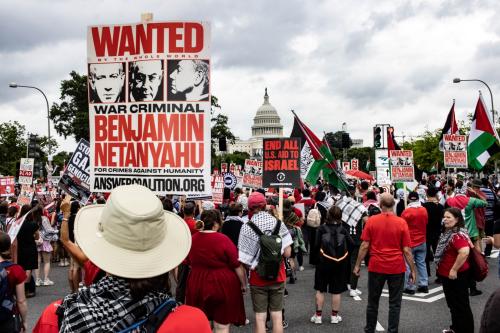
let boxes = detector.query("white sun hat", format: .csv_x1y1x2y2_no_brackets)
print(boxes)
74,184,191,279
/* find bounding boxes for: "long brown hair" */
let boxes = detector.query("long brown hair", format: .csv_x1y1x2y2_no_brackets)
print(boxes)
126,272,171,300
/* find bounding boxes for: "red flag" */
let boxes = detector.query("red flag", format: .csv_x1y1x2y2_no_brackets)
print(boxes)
387,126,401,153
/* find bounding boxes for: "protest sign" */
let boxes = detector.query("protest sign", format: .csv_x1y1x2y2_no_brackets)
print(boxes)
342,162,350,171
87,21,211,195
18,185,33,206
223,172,237,190
351,159,359,171
263,138,301,188
242,159,263,188
8,213,29,244
19,158,34,185
221,163,228,173
443,134,467,168
211,174,224,204
390,150,415,182
0,177,15,197
59,139,91,204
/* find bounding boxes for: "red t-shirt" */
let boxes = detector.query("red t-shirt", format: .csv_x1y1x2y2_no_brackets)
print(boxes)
361,212,411,274
401,207,428,247
249,260,286,287
299,198,316,210
437,233,471,277
184,217,198,235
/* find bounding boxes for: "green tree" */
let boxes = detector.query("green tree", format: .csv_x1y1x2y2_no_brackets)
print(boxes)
51,151,72,173
346,147,375,172
50,71,89,142
325,131,352,150
402,130,442,171
210,95,236,169
0,121,27,176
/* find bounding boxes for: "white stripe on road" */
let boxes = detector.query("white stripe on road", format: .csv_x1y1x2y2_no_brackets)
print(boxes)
376,321,385,331
382,286,442,297
381,292,445,303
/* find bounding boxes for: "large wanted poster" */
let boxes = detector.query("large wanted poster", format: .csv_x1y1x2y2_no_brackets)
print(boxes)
443,134,467,168
389,150,415,182
87,21,211,195
242,159,262,188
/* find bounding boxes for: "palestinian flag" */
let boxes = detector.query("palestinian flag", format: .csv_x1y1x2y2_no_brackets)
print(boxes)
467,93,500,170
387,126,401,154
290,112,349,190
439,100,459,151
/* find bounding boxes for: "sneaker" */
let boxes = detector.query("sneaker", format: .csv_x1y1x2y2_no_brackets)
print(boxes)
299,266,304,271
417,286,429,293
442,329,455,333
43,279,54,286
331,315,342,324
284,289,289,298
354,289,362,295
58,261,66,267
403,288,415,295
282,320,288,329
349,289,358,297
470,289,482,296
310,314,322,324
35,278,42,287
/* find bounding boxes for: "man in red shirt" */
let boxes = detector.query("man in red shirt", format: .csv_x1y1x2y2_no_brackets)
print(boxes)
401,191,429,294
182,201,198,235
353,193,416,333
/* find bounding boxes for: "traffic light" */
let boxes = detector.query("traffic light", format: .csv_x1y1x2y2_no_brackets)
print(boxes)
373,126,382,148
28,134,41,159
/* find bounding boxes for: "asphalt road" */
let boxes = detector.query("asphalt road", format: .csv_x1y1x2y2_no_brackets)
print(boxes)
28,253,500,332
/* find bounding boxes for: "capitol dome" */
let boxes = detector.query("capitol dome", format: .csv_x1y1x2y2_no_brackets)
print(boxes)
251,88,283,138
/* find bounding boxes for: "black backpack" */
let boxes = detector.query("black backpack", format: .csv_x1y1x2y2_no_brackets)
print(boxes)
247,220,283,280
0,261,15,322
367,204,381,217
320,225,348,261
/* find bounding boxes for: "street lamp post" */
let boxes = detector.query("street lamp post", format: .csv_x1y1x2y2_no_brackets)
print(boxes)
453,78,495,124
8,83,52,168
453,78,498,177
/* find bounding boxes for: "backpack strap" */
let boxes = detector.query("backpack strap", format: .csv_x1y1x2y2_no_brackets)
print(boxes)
117,298,177,333
247,222,264,236
272,220,281,236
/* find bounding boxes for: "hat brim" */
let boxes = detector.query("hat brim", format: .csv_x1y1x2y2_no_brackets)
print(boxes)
74,205,191,279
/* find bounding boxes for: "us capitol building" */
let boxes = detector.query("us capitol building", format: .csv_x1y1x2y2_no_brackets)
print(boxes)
216,88,283,158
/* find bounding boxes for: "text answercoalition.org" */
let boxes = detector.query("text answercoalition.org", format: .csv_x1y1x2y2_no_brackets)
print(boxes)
93,177,205,192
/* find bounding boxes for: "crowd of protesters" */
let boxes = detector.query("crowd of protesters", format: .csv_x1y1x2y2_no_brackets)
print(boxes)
0,173,498,332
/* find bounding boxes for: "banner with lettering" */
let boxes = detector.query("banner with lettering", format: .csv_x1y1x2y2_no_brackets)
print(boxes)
88,21,211,195
242,159,263,188
262,138,301,188
389,150,415,182
0,177,15,197
351,159,359,171
59,139,91,204
19,158,34,185
443,134,467,168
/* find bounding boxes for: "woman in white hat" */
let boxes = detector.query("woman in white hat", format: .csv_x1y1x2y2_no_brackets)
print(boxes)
35,185,211,332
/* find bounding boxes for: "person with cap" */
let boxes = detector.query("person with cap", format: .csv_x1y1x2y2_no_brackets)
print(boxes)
238,191,293,333
401,191,429,294
35,185,211,332
353,193,416,333
335,185,368,298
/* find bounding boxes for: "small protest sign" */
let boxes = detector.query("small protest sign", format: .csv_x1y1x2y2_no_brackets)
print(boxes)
19,158,34,185
390,150,415,182
59,139,91,204
351,159,359,171
263,138,301,188
18,185,33,206
242,159,263,188
443,134,467,168
342,162,350,172
0,177,15,197
211,174,224,204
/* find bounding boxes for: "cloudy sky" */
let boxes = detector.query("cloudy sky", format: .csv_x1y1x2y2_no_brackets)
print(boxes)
1,0,499,153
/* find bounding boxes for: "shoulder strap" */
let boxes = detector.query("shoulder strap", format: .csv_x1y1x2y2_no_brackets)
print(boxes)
272,219,281,236
118,299,177,333
247,222,264,236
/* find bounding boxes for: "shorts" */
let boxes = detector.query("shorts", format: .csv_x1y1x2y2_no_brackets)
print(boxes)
314,259,348,294
250,283,285,313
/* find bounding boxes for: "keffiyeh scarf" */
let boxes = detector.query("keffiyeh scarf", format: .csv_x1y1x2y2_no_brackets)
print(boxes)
59,275,169,332
434,227,469,265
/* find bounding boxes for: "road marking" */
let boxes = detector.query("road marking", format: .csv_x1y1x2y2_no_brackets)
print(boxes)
381,292,445,303
376,321,385,331
353,295,362,301
382,286,442,297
